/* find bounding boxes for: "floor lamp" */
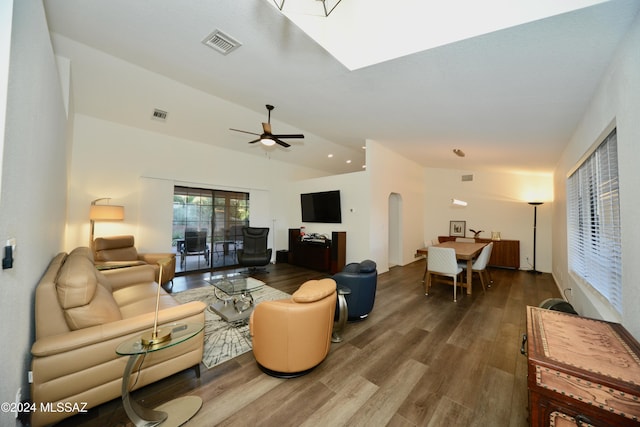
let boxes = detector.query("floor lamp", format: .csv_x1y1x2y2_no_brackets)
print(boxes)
89,198,124,249
528,202,543,274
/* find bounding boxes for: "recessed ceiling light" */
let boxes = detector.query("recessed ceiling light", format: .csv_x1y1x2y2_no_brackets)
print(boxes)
328,154,333,158
346,160,352,164
453,148,465,157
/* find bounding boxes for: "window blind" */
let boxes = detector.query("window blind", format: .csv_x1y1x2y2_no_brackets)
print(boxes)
567,128,622,313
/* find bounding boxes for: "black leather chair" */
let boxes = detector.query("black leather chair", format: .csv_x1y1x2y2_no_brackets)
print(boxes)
237,227,272,272
332,259,377,321
181,229,210,268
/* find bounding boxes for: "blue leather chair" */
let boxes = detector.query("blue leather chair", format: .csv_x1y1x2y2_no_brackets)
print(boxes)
332,259,377,321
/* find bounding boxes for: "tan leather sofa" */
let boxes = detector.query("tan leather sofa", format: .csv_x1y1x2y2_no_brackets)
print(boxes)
30,247,206,427
93,235,176,285
250,278,336,377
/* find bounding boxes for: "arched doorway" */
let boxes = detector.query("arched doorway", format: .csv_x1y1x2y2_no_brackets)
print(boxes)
388,193,403,267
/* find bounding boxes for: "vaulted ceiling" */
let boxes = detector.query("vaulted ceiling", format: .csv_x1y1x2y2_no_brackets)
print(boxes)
43,0,640,175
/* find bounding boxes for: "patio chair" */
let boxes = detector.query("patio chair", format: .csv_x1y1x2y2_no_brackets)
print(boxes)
181,229,210,268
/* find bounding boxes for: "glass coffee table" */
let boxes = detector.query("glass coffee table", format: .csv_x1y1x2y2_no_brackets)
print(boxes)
206,273,265,323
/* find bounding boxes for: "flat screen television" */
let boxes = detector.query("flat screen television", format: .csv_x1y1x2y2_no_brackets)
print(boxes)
300,190,342,223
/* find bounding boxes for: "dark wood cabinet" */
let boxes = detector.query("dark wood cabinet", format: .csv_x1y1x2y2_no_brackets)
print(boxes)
525,306,640,426
438,236,520,269
288,229,346,274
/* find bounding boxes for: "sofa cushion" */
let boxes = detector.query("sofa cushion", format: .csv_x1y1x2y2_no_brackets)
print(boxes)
94,235,139,262
113,282,179,319
292,278,336,303
68,246,95,262
56,253,98,308
56,250,122,330
63,284,123,330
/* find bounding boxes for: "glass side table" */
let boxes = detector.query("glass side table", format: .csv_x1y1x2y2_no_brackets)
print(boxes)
116,322,204,427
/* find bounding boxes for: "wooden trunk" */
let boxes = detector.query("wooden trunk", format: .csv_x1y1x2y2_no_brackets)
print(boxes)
525,306,640,426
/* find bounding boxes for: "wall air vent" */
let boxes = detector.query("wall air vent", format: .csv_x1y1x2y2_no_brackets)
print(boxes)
202,30,242,55
462,174,474,182
151,109,168,122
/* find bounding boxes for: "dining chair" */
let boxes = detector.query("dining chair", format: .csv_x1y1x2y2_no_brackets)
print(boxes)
459,242,493,293
425,246,464,302
421,239,438,283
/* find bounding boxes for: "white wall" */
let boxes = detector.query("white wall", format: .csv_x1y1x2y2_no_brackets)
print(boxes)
0,0,13,197
552,13,640,340
424,168,553,272
288,171,370,264
65,115,333,256
368,140,426,273
1,1,69,423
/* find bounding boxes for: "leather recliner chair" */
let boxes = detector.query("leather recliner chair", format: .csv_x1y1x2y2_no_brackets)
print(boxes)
94,235,176,285
249,278,337,378
332,259,377,321
237,227,272,271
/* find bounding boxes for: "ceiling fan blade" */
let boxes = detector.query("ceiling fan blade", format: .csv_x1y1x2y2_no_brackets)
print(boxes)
272,134,304,139
262,122,272,134
274,138,291,148
247,138,261,144
230,128,260,136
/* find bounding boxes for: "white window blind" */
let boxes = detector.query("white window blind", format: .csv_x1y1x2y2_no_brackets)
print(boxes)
567,128,622,313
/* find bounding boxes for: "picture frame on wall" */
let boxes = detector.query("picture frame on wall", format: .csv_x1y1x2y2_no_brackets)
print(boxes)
449,220,466,237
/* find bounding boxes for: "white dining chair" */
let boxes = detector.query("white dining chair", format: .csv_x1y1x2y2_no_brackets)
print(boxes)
459,242,493,293
425,246,464,302
421,239,439,283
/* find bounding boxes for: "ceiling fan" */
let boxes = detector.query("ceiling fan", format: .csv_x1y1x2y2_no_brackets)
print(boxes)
230,104,304,148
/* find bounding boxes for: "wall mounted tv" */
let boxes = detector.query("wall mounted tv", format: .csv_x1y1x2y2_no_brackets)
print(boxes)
300,190,342,223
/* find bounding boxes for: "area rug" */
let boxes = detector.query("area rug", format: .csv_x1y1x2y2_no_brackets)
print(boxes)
173,284,290,369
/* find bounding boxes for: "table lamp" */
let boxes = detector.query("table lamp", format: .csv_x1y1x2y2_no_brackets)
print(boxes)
141,257,173,345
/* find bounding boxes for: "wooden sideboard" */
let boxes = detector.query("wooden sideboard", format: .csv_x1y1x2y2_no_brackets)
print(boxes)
438,236,520,269
525,306,640,426
288,229,346,274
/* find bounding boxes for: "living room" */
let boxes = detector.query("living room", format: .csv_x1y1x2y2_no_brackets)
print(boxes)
2,1,640,426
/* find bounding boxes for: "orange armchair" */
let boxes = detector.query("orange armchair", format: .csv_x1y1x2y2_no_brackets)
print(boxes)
93,235,176,285
249,278,337,377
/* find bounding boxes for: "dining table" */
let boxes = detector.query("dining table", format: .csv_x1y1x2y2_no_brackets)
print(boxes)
416,241,487,295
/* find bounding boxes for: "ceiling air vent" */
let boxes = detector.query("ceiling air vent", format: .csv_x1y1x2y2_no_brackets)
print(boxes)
462,174,474,182
202,30,242,55
151,109,168,122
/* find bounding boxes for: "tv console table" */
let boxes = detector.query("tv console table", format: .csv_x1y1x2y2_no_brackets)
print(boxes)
288,229,346,274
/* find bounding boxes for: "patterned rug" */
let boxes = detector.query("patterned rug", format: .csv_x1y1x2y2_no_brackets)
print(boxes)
173,284,290,369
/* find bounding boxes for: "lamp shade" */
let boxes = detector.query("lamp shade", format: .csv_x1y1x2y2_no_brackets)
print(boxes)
89,204,124,221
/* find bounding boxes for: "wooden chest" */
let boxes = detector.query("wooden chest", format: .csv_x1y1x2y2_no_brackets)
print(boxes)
525,306,640,426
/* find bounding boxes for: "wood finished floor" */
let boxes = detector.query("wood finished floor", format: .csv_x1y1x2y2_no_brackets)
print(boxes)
55,261,561,427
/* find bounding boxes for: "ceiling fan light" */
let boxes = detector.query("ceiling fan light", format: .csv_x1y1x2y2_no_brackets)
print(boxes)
261,137,276,146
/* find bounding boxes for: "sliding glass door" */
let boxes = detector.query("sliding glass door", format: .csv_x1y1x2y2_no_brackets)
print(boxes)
173,186,249,274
